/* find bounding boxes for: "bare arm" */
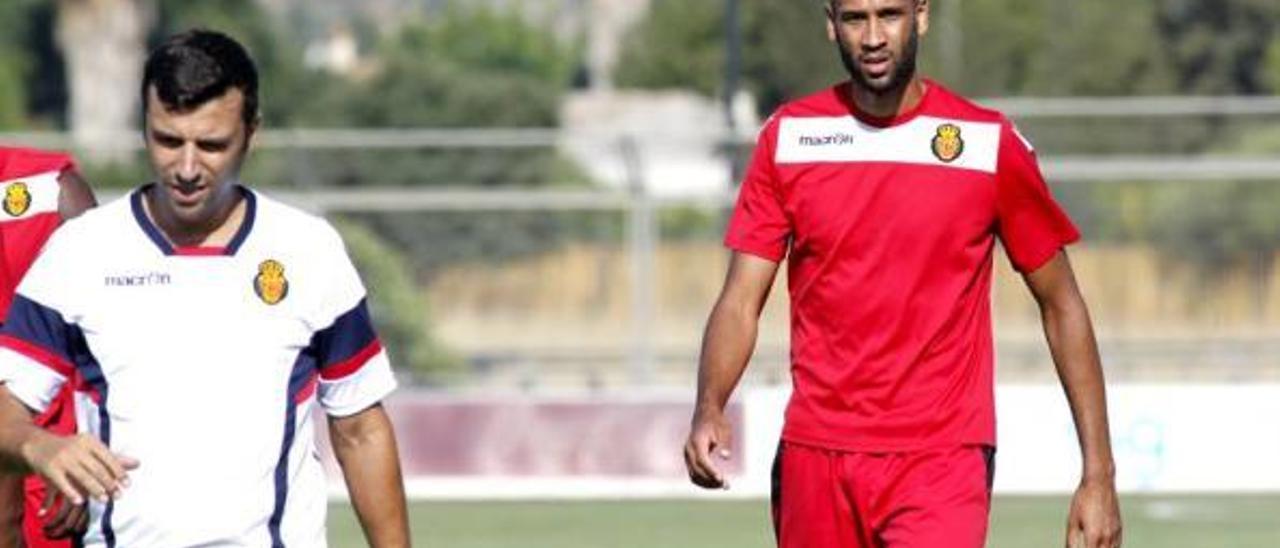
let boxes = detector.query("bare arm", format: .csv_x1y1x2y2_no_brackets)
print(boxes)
329,403,409,548
56,169,97,221
0,469,21,548
0,386,39,548
683,252,780,489
0,384,41,476
0,384,134,507
1023,251,1122,548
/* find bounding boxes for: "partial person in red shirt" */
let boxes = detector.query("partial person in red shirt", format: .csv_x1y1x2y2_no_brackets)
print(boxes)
0,147,96,548
682,1,1122,547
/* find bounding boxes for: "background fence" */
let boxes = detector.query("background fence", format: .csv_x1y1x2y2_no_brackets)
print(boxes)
10,95,1280,390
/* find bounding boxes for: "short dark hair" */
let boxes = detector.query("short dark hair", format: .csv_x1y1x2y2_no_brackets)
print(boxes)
141,29,259,126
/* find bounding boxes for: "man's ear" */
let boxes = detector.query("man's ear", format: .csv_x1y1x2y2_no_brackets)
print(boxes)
826,5,838,42
245,114,262,147
916,0,931,36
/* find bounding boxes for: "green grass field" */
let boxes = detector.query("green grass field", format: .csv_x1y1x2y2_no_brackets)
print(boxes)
327,495,1280,547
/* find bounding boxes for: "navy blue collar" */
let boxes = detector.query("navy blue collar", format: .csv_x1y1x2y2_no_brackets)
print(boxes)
131,183,257,257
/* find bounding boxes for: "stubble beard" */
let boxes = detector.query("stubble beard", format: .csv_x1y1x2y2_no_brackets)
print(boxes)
838,24,920,97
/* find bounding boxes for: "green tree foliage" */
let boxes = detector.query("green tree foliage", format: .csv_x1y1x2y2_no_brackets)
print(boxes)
616,0,838,113
1266,36,1280,92
1147,0,1280,95
615,1,725,97
0,0,44,129
281,4,606,282
289,4,581,188
0,51,27,129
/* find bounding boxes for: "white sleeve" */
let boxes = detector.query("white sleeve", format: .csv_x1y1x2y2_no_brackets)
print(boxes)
310,224,397,417
0,348,65,413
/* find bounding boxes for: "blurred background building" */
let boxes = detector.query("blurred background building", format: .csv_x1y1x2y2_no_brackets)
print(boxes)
2,1,1279,545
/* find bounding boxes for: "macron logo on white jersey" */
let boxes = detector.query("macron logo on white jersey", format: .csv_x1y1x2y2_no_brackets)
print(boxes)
776,115,1001,173
105,271,172,287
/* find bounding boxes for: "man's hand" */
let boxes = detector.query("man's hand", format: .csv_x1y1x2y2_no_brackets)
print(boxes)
683,406,733,489
22,432,137,506
40,488,89,540
1065,476,1122,548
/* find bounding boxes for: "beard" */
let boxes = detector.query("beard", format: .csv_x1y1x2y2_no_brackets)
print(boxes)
837,23,920,96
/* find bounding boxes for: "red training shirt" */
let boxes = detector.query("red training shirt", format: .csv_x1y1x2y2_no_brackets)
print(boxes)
0,147,72,318
725,80,1079,452
0,146,77,548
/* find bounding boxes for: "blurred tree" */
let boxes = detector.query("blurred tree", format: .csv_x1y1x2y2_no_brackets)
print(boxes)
740,1,844,115
276,4,608,281
0,52,27,129
0,1,31,129
1148,0,1280,95
616,0,837,115
300,5,572,129
1266,36,1280,92
55,0,149,161
615,0,723,97
0,3,67,129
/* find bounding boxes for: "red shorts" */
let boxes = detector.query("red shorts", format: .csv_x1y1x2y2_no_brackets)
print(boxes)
771,442,994,548
22,385,76,548
23,477,71,548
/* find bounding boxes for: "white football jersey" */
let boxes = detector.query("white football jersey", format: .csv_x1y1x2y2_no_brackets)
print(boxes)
0,185,397,547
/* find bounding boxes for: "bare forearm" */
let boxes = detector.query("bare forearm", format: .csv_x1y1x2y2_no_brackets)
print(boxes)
331,408,410,548
695,302,758,413
0,472,22,548
0,388,40,474
1041,297,1115,479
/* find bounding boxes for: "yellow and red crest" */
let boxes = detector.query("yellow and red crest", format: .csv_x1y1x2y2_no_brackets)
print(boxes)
3,182,32,217
931,123,965,163
253,259,289,305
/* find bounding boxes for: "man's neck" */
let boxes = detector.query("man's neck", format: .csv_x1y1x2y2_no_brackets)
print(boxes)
144,186,246,249
849,76,927,120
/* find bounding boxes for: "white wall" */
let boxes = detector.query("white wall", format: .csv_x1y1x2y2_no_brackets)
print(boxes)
740,384,1280,495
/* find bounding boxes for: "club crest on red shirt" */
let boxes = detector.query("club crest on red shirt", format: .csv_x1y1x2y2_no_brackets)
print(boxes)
3,182,32,217
931,123,965,163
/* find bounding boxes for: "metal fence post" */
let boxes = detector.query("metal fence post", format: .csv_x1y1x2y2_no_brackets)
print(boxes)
622,135,656,385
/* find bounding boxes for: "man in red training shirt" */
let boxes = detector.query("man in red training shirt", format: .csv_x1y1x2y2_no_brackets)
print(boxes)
683,1,1123,547
0,146,96,548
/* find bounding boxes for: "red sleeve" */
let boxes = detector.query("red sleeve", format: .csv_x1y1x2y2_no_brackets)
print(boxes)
723,116,791,262
0,148,74,182
995,121,1080,273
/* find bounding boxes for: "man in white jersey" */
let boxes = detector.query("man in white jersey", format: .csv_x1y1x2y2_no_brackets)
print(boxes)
0,29,410,547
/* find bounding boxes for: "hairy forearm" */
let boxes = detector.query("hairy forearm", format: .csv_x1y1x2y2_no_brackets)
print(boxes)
695,300,759,413
0,388,39,475
1040,295,1115,480
0,472,23,548
330,407,410,548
